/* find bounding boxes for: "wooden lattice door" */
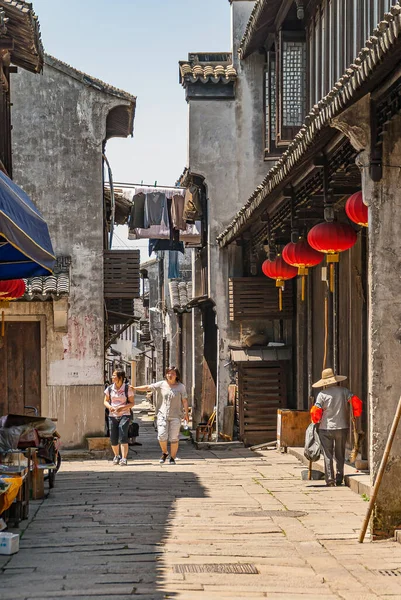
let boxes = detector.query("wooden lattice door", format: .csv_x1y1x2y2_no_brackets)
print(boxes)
238,362,287,446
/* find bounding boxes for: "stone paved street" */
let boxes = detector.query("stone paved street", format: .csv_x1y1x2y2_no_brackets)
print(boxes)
2,409,401,600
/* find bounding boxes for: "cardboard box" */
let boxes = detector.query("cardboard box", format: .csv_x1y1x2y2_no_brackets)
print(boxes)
0,532,19,555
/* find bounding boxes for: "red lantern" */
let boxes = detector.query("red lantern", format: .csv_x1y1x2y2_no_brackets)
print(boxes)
262,256,297,311
308,222,357,292
282,239,324,301
0,279,26,300
345,191,368,227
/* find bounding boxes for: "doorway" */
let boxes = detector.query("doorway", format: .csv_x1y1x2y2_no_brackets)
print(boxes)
0,321,41,416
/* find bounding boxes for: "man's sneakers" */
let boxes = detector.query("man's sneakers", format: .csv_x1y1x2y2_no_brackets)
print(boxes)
112,455,120,465
119,458,128,466
169,457,176,465
159,453,168,464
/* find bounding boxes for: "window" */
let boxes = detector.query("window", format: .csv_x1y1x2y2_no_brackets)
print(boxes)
264,51,277,155
277,30,307,145
264,31,306,156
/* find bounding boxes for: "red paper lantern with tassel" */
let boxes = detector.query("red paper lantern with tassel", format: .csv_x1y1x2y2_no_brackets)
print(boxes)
0,279,26,300
282,239,324,301
307,222,357,292
345,191,368,227
0,279,26,336
262,256,297,311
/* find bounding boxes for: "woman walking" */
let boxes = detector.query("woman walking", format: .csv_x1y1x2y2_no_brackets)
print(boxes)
132,366,189,465
104,368,135,466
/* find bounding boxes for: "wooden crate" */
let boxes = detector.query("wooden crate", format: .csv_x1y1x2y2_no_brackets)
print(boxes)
277,409,311,450
229,277,293,321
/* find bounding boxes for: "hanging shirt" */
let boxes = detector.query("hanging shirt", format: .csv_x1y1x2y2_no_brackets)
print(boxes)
144,192,168,227
129,192,146,229
171,194,187,231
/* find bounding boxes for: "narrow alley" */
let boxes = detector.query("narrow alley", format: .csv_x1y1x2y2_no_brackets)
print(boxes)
2,405,401,600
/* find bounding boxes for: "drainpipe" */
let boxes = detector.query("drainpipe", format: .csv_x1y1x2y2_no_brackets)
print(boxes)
216,327,220,442
103,153,115,249
176,312,183,374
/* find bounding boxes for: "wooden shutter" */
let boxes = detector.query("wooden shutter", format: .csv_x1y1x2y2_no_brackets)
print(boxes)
104,250,140,299
229,277,293,321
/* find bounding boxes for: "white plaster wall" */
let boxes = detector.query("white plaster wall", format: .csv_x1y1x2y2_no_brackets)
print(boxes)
187,0,268,424
9,63,132,446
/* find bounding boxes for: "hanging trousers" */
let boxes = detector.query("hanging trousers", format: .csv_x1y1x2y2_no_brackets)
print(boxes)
318,428,348,485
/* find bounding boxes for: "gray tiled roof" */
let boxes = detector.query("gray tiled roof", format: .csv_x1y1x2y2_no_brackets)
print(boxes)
45,55,136,103
0,0,44,73
23,274,70,300
217,4,401,247
179,62,237,85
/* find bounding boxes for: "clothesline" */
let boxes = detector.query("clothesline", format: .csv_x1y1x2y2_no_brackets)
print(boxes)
108,181,186,191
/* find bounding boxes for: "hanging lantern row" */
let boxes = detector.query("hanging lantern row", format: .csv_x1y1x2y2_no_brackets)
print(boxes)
345,191,368,227
0,279,26,337
262,256,297,311
307,222,357,292
262,191,365,298
282,239,323,301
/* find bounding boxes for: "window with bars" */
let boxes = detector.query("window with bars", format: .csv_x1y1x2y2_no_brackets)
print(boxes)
277,30,307,145
264,51,276,155
264,32,307,156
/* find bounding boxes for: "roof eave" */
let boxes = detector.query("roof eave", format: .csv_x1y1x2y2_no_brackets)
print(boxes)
217,4,401,247
44,55,137,104
238,0,281,60
0,0,44,73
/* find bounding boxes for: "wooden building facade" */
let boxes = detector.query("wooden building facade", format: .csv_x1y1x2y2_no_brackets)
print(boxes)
218,1,401,536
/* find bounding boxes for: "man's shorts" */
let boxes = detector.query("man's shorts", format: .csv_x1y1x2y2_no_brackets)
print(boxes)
157,414,181,442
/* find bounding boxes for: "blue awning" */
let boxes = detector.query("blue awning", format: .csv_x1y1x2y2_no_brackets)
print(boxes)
0,171,55,280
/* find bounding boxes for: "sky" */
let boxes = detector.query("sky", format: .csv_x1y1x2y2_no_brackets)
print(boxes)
32,0,232,187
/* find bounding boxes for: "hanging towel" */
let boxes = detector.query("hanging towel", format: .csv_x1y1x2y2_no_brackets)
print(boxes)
183,186,202,221
144,192,168,227
149,239,184,256
171,194,187,231
168,251,180,279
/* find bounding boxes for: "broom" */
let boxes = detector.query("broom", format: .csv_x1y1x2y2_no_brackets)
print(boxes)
349,414,365,464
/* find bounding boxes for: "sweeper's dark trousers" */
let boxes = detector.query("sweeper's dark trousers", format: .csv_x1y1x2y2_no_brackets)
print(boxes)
318,428,348,485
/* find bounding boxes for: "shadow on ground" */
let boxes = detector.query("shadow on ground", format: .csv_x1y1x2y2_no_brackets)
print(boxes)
0,463,207,600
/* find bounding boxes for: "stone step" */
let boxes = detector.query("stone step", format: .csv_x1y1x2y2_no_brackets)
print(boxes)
61,449,111,461
288,446,371,496
194,440,244,450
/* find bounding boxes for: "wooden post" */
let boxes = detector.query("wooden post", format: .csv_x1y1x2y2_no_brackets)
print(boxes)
359,395,401,543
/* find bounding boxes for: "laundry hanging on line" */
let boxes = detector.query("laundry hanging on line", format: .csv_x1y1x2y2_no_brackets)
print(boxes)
127,184,202,246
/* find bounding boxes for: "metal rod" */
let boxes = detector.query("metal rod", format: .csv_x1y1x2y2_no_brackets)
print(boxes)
105,181,185,190
359,395,401,543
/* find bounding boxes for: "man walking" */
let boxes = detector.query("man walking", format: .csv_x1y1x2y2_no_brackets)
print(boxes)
310,368,362,487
